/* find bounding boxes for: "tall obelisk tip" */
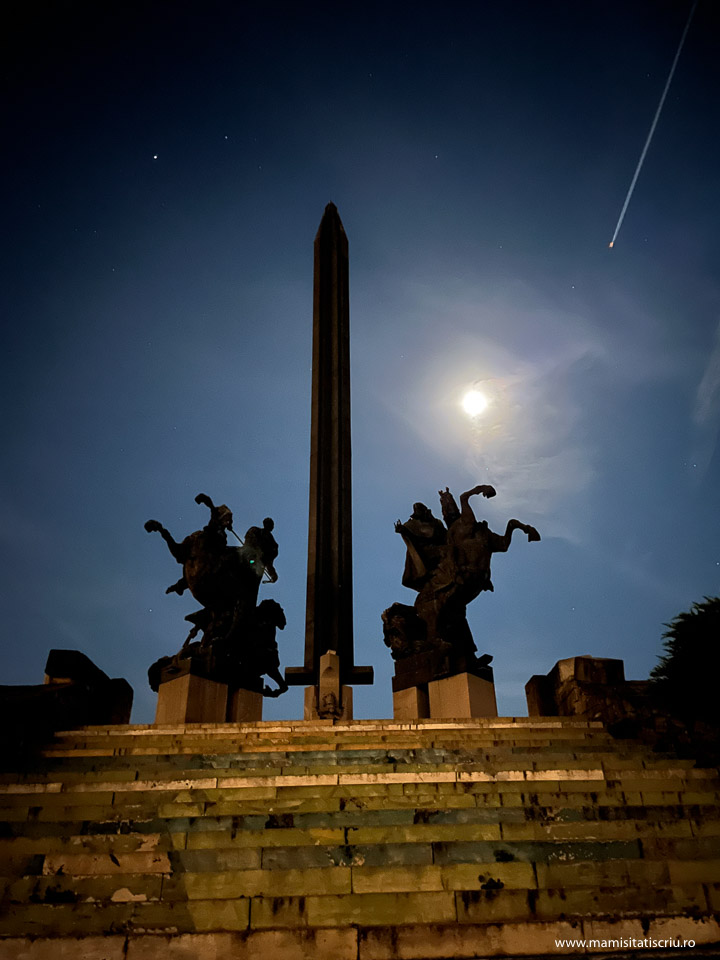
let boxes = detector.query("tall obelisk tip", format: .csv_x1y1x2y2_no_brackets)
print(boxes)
321,202,342,223
316,203,346,241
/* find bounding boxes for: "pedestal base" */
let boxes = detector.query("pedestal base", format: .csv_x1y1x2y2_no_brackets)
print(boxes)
299,649,354,719
227,686,263,722
155,672,264,724
393,685,430,720
428,672,498,719
393,672,498,720
303,684,353,720
155,673,228,724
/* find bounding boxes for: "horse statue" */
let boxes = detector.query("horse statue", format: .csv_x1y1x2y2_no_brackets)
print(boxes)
145,493,279,633
384,484,540,665
145,493,288,697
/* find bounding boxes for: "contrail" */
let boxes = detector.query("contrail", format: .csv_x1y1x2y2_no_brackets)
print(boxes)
608,0,698,249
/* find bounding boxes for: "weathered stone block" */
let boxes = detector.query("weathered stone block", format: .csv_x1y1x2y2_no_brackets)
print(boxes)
244,928,358,960
351,864,443,894
455,887,534,923
358,920,585,959
668,858,720,884
5,873,163,905
428,673,498,719
0,937,128,959
536,859,628,889
226,687,263,723
307,891,457,927
169,847,262,873
42,851,171,876
185,898,250,932
346,823,501,845
126,933,242,959
164,866,352,900
155,674,228,725
185,826,344,850
441,861,535,891
352,843,435,868
125,898,246,933
393,686,430,721
260,845,353,871
249,894,308,928
0,902,134,937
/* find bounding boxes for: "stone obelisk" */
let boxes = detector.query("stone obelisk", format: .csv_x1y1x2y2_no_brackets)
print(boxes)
285,204,373,718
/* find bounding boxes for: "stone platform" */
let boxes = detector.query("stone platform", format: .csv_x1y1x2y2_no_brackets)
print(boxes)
0,717,719,958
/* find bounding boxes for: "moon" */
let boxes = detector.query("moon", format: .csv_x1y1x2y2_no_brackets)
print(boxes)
462,389,488,416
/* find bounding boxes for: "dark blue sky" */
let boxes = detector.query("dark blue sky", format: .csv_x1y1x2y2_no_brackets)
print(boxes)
3,1,719,723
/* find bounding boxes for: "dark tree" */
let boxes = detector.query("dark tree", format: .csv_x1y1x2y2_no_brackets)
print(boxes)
649,596,720,726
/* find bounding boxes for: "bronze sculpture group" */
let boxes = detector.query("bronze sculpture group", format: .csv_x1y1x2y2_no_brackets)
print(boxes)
145,482,539,698
145,493,288,697
383,484,540,672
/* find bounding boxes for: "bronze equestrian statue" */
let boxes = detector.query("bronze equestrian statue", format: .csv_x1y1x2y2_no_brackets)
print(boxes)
383,484,540,668
145,493,287,697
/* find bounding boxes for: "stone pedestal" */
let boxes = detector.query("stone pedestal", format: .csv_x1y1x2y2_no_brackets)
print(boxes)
153,656,265,725
428,672,498,719
304,684,353,720
227,686,263,722
393,674,498,720
303,650,353,719
393,684,430,720
155,673,228,724
391,649,497,720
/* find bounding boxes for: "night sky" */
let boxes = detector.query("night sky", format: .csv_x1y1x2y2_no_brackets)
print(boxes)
3,1,719,723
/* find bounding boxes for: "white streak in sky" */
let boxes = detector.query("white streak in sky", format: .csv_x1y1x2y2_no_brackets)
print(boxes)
695,322,720,425
691,319,720,479
609,0,698,249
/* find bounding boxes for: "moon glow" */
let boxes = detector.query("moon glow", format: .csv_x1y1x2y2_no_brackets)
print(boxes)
462,389,489,417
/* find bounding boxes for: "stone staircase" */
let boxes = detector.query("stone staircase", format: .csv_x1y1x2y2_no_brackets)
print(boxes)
0,717,719,958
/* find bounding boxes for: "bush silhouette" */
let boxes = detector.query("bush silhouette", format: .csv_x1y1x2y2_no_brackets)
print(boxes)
649,596,720,726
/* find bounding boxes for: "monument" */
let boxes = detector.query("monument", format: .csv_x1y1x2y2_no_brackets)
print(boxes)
285,203,374,718
145,492,288,722
383,483,540,719
2,207,719,958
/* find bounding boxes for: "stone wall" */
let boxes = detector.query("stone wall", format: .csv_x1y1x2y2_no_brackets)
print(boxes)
525,655,651,728
0,650,132,763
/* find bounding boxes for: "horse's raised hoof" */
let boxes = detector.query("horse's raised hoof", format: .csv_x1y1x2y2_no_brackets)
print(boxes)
527,527,541,542
144,519,161,533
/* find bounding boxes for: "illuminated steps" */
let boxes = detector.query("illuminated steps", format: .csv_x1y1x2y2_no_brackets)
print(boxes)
0,718,718,958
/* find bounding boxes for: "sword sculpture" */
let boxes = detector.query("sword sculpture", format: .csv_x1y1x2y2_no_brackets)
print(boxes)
285,204,374,717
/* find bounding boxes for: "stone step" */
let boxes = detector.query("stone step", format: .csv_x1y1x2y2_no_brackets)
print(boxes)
9,741,691,775
3,854,717,897
3,800,718,847
41,718,614,757
5,749,700,784
2,775,718,818
5,851,718,894
0,881,714,936
2,766,716,802
1,918,719,960
1,718,718,955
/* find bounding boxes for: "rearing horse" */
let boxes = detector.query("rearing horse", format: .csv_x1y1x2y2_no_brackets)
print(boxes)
144,493,245,612
411,484,540,654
